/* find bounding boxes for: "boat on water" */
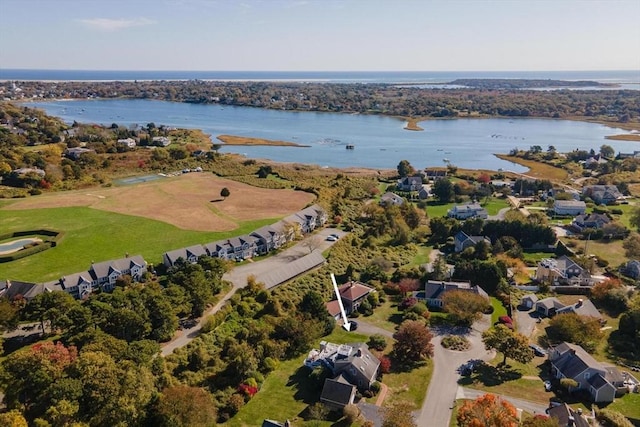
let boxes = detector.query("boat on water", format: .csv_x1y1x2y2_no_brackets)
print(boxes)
345,144,355,150
443,158,450,162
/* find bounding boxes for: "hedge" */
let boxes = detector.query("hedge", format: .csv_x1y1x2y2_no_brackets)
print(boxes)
0,229,62,263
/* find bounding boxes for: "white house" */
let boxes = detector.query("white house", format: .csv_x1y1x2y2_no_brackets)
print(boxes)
552,200,586,216
447,203,488,220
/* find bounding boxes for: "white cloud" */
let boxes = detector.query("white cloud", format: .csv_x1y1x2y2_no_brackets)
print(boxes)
78,17,156,32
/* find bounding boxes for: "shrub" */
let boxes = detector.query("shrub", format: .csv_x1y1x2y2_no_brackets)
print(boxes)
343,404,360,425
370,381,382,395
399,296,418,311
367,334,387,351
595,408,634,427
441,335,470,351
378,355,391,374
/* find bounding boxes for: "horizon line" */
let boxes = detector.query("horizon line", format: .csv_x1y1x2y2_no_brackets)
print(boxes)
1,68,639,73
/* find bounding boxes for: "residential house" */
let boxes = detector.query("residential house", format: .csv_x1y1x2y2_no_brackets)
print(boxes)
333,281,376,315
204,240,231,260
152,136,171,147
582,185,623,205
397,175,423,191
571,213,610,232
379,192,404,206
163,245,207,268
535,297,566,317
225,235,259,260
423,280,488,308
0,279,45,301
296,204,328,232
552,200,586,216
12,167,46,177
90,255,147,292
447,203,488,220
547,403,590,427
549,342,624,403
250,224,286,254
305,341,380,409
520,293,539,310
617,150,640,160
57,271,95,299
117,138,136,148
418,185,430,200
424,169,447,181
64,147,95,160
535,256,592,286
454,231,491,253
556,299,603,322
583,154,608,169
621,260,640,280
320,374,357,410
326,299,343,321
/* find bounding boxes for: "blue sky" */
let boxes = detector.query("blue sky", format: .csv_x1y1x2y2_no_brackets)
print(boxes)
1,0,639,71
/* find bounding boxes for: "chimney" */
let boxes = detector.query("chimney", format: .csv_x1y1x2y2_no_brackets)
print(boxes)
356,349,362,357
576,408,583,415
576,299,583,308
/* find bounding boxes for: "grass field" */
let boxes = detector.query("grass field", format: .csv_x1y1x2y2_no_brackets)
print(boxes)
0,206,278,282
490,297,508,326
2,173,314,232
0,173,317,282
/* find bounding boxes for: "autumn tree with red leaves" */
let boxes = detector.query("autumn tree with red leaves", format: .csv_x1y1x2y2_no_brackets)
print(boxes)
392,319,434,366
457,393,519,427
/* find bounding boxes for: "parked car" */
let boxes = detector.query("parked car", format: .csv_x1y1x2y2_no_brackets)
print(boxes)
544,380,553,392
329,233,340,239
529,344,547,357
326,235,338,241
348,320,358,331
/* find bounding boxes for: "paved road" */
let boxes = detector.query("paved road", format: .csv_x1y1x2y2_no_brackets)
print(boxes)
416,315,495,427
514,306,540,339
458,387,548,416
161,227,345,356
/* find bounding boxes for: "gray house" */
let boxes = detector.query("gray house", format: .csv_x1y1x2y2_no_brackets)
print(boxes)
163,245,207,268
424,280,488,308
520,293,539,310
448,203,488,220
454,231,491,253
535,256,592,286
549,342,624,403
583,185,623,205
535,297,565,317
305,341,380,409
621,260,640,280
397,175,423,191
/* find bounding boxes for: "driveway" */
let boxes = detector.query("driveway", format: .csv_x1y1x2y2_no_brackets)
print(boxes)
416,315,495,427
514,306,540,339
161,228,346,356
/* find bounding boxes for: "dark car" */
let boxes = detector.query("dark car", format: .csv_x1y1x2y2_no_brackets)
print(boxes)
529,344,547,357
348,320,358,331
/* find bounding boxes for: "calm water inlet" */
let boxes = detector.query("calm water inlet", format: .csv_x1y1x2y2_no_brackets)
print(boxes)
30,99,639,171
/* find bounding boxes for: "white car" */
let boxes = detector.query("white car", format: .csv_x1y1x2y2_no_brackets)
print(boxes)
544,380,552,391
326,235,337,242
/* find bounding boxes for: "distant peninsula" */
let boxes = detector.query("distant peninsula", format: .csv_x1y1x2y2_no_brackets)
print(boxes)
446,78,615,89
216,134,309,147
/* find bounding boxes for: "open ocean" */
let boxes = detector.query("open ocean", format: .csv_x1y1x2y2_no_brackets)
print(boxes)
1,69,639,84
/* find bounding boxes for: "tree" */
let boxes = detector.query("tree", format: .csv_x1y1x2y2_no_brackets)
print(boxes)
457,393,518,427
343,404,360,425
23,291,79,333
303,235,323,254
220,187,230,200
367,334,388,351
392,320,434,365
382,401,417,427
396,160,415,178
0,410,28,427
547,312,603,352
600,144,615,159
482,324,534,366
432,178,455,203
155,385,217,427
0,298,20,333
442,290,491,326
560,378,579,391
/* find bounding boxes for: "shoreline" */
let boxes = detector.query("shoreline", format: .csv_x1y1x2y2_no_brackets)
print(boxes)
216,134,310,147
402,114,640,136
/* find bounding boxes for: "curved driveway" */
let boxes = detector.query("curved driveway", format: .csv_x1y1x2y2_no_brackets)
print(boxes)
417,315,495,427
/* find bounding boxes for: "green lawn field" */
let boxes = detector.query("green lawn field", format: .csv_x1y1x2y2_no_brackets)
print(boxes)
0,206,278,282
